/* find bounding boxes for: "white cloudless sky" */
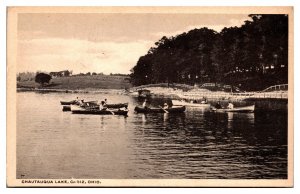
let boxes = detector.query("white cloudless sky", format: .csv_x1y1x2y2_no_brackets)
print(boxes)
17,13,250,74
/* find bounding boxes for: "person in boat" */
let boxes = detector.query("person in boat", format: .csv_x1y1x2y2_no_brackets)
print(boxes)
74,97,80,105
163,103,169,110
79,99,85,106
104,99,108,105
99,101,107,110
201,97,207,104
215,101,222,109
227,101,234,109
142,99,149,109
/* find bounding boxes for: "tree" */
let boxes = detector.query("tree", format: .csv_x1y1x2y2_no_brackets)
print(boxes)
35,73,51,86
130,14,288,90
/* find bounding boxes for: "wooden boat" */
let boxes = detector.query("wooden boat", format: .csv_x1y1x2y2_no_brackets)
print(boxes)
172,100,211,108
60,100,97,105
62,106,72,111
134,106,186,113
106,103,128,109
212,105,255,113
72,109,128,115
62,102,128,111
60,100,77,105
74,102,128,109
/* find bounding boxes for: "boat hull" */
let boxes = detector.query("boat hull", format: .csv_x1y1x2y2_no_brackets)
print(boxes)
60,100,97,105
60,100,77,105
106,103,128,109
72,109,128,115
214,105,255,113
172,100,211,108
134,106,186,113
62,103,128,111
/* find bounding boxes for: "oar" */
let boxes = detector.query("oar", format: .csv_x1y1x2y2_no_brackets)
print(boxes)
159,106,169,113
106,108,115,115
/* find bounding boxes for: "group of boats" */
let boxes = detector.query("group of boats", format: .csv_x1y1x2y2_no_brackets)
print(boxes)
60,98,255,116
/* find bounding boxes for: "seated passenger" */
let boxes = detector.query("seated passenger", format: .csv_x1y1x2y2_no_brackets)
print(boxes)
79,99,85,106
99,101,107,110
163,103,169,109
227,102,234,109
215,101,222,109
142,99,148,109
201,97,207,104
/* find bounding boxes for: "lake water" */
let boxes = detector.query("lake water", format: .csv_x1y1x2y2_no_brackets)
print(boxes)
16,92,287,179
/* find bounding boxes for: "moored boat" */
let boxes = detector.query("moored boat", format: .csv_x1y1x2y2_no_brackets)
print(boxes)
172,100,211,108
60,100,77,105
62,106,72,111
212,105,255,113
134,106,186,113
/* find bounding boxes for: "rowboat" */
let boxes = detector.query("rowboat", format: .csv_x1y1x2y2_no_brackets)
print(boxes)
72,109,128,116
60,100,77,105
71,105,128,115
62,106,72,111
60,100,98,105
212,105,255,113
172,100,211,108
106,103,128,109
134,106,186,113
78,101,128,109
62,102,128,111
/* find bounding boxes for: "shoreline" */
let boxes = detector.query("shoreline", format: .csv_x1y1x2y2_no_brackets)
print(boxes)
17,86,288,111
17,87,128,95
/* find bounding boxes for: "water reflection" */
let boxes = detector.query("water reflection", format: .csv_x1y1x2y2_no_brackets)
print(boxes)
17,92,287,179
226,112,255,129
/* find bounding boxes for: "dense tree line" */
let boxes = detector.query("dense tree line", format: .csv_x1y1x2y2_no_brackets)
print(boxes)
130,14,288,91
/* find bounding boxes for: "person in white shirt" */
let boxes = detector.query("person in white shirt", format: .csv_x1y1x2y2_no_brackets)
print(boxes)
99,101,107,110
227,101,234,109
142,99,148,109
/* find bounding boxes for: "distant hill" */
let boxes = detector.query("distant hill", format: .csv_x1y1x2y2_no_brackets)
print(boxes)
17,74,132,90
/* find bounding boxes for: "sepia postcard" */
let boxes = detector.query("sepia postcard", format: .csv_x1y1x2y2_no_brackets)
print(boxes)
7,6,294,187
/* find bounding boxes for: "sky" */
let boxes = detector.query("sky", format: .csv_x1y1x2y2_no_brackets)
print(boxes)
17,13,250,74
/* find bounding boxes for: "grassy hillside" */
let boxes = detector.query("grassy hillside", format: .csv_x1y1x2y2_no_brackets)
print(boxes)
17,75,132,90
